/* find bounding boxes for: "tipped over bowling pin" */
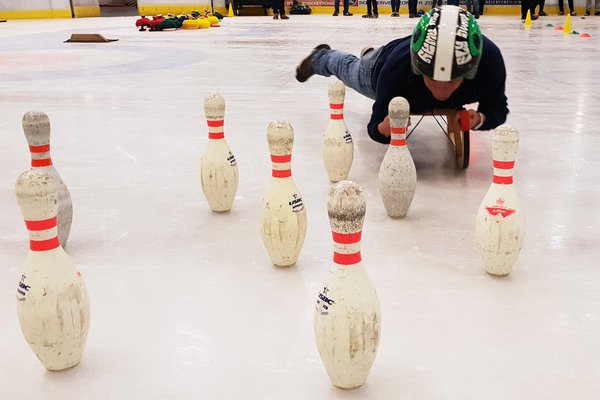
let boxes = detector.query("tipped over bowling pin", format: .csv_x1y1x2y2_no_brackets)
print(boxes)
475,125,525,276
314,180,381,389
260,121,307,267
378,97,416,218
200,92,239,212
22,111,73,247
323,79,354,182
15,169,91,371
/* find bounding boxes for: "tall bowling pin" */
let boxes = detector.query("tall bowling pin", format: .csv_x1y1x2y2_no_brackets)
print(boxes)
200,92,239,212
475,125,525,276
314,180,381,389
378,97,416,218
15,169,91,371
22,111,73,247
323,79,354,182
260,121,307,267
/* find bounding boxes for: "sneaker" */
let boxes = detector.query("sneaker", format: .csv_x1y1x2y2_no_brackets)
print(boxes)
585,10,590,15
362,14,372,18
360,46,374,58
595,11,600,15
296,44,331,83
273,13,279,19
539,11,548,15
531,14,539,20
343,12,353,16
559,11,564,15
280,14,289,19
474,13,479,19
373,13,378,18
570,11,577,16
409,13,415,18
332,12,339,16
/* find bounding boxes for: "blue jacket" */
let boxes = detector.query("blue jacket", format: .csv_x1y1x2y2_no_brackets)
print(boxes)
368,35,509,144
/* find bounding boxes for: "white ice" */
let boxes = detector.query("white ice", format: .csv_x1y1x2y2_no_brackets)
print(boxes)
0,13,599,400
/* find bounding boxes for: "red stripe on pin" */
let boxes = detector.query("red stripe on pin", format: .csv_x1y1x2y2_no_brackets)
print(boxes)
29,145,50,153
207,120,224,127
25,217,57,231
272,169,291,178
208,133,224,139
330,114,344,120
330,103,343,109
30,237,60,251
390,127,407,134
333,251,361,265
493,160,515,169
31,158,52,167
390,139,406,146
271,154,291,163
332,231,362,244
493,175,513,184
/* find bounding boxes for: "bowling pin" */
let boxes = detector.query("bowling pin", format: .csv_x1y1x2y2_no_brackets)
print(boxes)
475,125,525,276
22,111,73,248
260,121,307,267
314,180,381,389
200,92,239,212
15,169,91,371
378,97,416,218
323,79,354,182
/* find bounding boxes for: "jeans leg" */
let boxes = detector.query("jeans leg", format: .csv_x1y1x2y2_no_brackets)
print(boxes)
311,48,380,100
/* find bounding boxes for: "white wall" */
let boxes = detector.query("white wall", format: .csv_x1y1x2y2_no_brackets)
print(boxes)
76,0,100,6
0,0,71,10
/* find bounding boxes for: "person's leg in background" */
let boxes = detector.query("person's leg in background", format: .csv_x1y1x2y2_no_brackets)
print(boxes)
538,0,547,15
409,0,418,17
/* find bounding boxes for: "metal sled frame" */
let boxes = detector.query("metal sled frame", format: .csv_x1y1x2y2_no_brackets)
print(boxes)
407,109,470,169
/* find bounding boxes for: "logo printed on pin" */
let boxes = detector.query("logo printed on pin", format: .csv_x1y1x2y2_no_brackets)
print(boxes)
486,198,516,219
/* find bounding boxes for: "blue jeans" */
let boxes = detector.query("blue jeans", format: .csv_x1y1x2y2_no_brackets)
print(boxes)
466,0,479,14
334,0,350,13
311,47,383,100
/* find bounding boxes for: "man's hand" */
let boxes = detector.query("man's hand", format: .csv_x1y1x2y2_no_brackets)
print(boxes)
454,109,483,130
378,115,411,138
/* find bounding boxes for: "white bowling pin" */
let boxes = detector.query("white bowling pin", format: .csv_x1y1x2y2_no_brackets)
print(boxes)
22,111,73,248
260,121,307,267
475,125,525,276
200,92,239,212
15,169,91,371
323,79,354,182
314,180,381,389
378,97,416,218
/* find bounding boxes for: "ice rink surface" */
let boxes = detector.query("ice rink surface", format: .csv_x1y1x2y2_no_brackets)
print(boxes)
0,12,599,400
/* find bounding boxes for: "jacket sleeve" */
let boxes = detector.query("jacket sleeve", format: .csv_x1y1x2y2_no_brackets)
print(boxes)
477,40,509,131
367,97,391,144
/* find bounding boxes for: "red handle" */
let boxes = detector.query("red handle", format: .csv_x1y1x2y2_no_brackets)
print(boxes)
460,110,470,132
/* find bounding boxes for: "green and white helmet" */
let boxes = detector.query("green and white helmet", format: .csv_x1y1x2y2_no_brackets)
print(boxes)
410,5,483,81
